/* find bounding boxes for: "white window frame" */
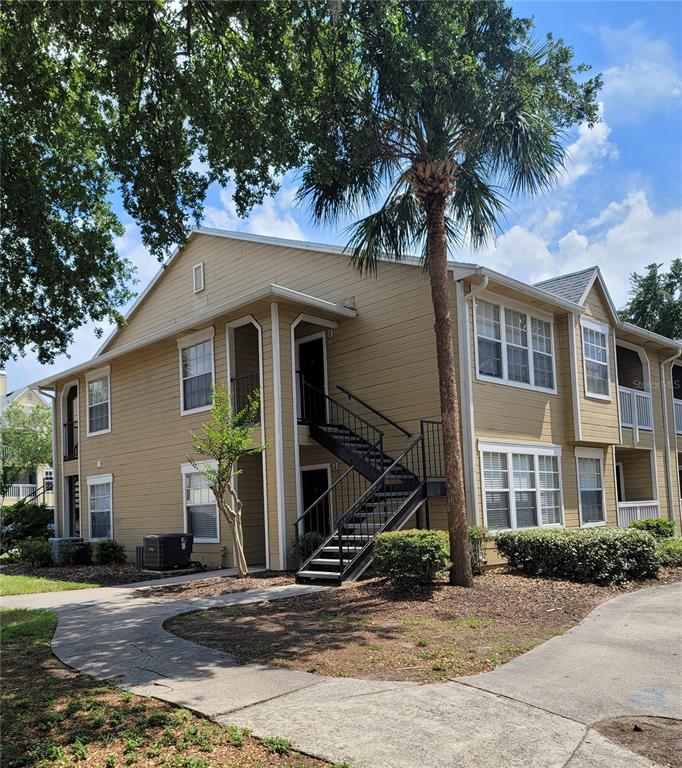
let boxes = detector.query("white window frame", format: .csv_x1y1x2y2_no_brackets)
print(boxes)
181,461,220,544
192,262,205,294
473,294,557,394
87,473,113,541
85,366,111,437
580,317,611,402
575,447,607,527
479,440,564,531
177,328,215,416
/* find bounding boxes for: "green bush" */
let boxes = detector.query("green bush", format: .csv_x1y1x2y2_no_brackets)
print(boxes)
292,531,325,563
629,518,675,540
17,537,54,567
374,530,449,589
0,501,53,551
495,527,659,586
94,539,127,565
60,541,93,566
658,538,682,567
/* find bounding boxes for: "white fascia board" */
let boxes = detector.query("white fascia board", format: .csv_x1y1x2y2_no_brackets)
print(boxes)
30,283,355,389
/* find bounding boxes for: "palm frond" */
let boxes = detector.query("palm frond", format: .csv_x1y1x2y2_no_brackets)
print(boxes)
344,185,424,275
450,161,507,249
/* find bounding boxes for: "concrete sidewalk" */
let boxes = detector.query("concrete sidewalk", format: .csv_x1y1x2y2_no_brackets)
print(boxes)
4,577,679,768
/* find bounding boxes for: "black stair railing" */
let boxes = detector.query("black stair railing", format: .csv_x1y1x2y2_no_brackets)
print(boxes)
420,419,444,481
231,372,260,419
292,438,381,563
334,436,425,578
298,374,385,451
63,421,78,460
336,385,412,438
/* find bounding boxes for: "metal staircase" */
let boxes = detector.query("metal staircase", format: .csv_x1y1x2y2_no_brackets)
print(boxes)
294,379,430,584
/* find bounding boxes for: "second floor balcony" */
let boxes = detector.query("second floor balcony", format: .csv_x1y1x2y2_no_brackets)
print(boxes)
675,398,682,435
618,385,653,432
63,420,78,460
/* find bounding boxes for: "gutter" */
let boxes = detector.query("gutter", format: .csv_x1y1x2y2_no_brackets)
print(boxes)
660,350,682,526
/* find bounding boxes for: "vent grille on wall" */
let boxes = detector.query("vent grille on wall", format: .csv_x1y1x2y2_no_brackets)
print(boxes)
192,262,205,293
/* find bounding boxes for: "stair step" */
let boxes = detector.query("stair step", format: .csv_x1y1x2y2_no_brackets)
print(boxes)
310,558,342,567
322,545,363,553
297,570,341,580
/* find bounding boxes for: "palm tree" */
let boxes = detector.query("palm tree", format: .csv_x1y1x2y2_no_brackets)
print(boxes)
299,2,600,586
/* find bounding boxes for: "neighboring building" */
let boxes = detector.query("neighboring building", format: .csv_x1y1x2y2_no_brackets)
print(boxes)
30,229,682,580
0,372,55,509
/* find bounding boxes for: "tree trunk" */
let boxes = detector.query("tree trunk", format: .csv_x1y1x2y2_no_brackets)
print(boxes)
425,196,474,587
217,482,249,578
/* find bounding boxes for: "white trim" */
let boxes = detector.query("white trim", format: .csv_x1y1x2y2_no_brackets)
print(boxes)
181,461,220,544
271,303,287,569
457,280,479,525
575,447,607,527
580,316,612,402
176,326,214,348
477,439,562,457
85,368,111,437
295,313,339,330
567,313,583,441
661,353,682,525
86,473,113,542
300,463,333,534
479,442,565,531
473,294,558,395
192,262,205,293
225,314,270,569
59,380,80,538
178,329,215,416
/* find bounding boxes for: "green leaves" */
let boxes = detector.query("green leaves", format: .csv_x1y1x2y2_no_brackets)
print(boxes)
0,401,52,496
619,259,682,341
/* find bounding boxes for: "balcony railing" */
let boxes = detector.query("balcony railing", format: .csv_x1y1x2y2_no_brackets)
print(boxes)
63,421,78,460
230,373,260,421
618,386,653,433
617,501,660,528
5,483,38,499
675,399,682,435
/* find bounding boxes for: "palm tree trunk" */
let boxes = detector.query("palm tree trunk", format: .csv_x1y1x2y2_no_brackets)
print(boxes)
425,196,474,587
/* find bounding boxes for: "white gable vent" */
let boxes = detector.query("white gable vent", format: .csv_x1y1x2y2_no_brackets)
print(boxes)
192,262,205,293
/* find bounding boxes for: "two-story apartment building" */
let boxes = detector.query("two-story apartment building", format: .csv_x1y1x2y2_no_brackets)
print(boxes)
31,229,682,581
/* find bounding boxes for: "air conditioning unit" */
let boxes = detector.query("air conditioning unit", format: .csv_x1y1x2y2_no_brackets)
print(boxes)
49,537,84,565
142,533,193,571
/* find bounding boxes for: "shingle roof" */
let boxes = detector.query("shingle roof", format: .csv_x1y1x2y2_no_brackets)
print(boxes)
533,267,598,305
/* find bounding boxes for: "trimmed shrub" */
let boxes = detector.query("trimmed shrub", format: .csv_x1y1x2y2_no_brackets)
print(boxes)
374,530,449,589
495,527,659,586
94,539,127,565
658,538,682,567
0,501,53,551
17,538,54,567
60,541,93,566
629,518,675,541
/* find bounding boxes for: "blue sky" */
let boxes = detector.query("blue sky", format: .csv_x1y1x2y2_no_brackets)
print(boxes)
9,1,682,391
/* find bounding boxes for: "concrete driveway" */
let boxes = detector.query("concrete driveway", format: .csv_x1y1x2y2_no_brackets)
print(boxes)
3,577,680,768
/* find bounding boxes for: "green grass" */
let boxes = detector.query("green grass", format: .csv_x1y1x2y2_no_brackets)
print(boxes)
0,608,337,768
0,573,101,595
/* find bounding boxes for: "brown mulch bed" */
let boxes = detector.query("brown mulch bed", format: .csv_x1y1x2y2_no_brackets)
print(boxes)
1,609,335,768
595,716,682,768
166,567,682,685
134,571,295,599
0,563,201,586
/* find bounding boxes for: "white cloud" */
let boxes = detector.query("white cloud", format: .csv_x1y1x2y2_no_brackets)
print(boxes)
560,113,618,186
597,23,681,120
466,191,681,307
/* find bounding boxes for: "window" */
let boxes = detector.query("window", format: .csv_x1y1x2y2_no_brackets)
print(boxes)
475,298,555,391
480,442,563,530
576,449,605,525
192,262,205,293
178,331,214,414
181,464,218,543
87,475,112,540
581,319,610,398
44,469,54,491
86,369,110,435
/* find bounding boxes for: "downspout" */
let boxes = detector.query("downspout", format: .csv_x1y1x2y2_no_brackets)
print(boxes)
454,269,488,526
39,387,57,532
660,350,681,525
